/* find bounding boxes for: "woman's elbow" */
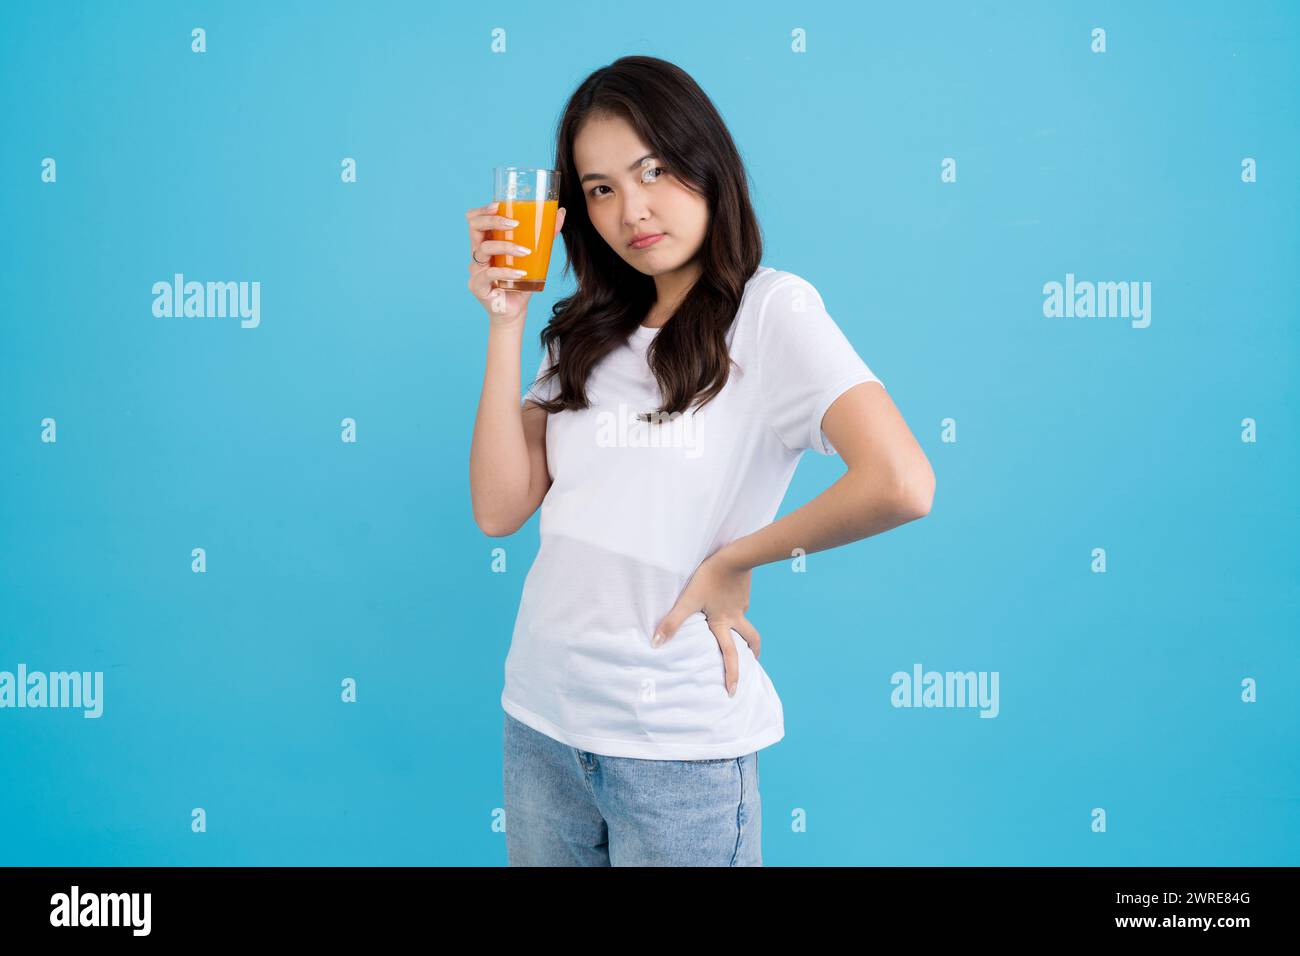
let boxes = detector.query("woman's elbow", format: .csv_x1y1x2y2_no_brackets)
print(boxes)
896,461,935,520
472,504,522,538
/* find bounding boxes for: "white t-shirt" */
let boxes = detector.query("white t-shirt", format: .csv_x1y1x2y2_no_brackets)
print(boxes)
502,265,885,759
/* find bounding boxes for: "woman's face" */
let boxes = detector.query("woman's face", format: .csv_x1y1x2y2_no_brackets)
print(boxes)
573,113,709,278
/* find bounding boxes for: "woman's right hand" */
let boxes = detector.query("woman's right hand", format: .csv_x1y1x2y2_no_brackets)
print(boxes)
465,200,565,328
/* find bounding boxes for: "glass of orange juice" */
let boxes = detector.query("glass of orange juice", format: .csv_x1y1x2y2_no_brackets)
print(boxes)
489,166,561,292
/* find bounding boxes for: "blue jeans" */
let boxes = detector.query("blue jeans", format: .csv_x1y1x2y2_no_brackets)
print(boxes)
502,711,763,866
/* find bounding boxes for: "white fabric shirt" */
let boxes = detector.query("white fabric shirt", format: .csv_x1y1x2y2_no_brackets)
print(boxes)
502,265,885,759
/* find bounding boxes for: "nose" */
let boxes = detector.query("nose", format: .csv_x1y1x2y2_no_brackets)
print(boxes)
622,196,651,230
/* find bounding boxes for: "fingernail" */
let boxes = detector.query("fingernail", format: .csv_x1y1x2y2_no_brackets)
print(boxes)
651,632,664,648
512,269,527,276
726,681,736,696
506,219,520,226
513,245,531,254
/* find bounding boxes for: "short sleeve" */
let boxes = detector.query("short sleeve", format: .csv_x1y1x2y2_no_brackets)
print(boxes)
522,345,559,406
756,273,884,455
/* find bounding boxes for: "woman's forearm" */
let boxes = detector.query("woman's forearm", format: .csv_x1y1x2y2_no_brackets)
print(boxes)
718,468,926,572
469,322,532,535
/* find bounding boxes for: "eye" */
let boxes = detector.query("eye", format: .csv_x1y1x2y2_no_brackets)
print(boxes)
587,166,666,198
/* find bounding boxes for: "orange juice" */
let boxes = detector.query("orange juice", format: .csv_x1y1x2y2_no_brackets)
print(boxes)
490,198,558,292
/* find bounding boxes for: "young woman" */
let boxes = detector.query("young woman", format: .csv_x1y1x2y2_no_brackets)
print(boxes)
467,56,934,866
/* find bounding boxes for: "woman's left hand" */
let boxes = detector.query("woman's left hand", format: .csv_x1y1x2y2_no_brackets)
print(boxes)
651,548,760,697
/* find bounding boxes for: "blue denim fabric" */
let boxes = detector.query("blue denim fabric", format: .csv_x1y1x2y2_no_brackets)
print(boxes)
502,711,762,866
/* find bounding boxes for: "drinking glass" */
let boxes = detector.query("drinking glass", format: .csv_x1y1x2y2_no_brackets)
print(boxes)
489,166,561,292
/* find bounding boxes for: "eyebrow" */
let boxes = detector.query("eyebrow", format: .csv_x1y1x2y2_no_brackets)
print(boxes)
579,153,658,184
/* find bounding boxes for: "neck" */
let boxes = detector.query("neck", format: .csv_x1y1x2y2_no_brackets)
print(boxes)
644,259,702,328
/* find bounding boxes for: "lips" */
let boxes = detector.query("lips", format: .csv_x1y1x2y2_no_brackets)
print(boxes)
629,233,665,250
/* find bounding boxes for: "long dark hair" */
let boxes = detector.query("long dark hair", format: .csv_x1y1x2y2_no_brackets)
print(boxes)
528,55,763,421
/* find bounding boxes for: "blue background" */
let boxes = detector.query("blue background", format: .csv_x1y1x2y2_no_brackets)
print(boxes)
1,0,1296,865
